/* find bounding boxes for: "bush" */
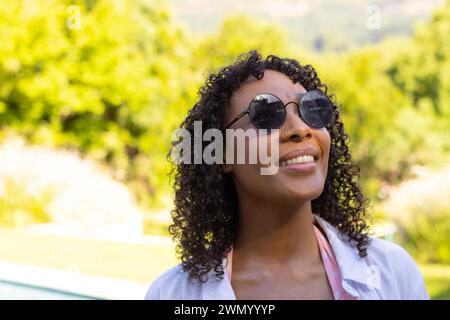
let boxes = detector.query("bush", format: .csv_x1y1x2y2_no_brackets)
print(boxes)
398,207,450,263
0,178,52,227
382,164,450,264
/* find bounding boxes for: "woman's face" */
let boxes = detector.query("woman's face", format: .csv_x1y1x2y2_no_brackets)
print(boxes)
223,70,331,203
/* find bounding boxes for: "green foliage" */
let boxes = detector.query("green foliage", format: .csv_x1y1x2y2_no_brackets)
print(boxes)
0,178,52,227
382,165,450,264
193,14,290,72
143,218,170,236
394,204,450,264
0,0,198,208
313,33,450,201
388,1,450,117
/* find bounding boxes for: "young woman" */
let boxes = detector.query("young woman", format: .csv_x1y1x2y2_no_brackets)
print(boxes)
146,51,429,300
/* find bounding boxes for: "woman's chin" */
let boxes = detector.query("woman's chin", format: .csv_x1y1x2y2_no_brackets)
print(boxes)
265,187,324,203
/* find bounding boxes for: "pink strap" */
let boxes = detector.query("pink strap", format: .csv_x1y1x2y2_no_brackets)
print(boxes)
313,223,356,300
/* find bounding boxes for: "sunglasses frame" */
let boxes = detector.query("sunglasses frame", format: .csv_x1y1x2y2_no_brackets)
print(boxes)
224,89,333,130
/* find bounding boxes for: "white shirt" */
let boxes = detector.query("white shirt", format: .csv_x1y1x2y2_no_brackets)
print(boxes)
145,215,429,300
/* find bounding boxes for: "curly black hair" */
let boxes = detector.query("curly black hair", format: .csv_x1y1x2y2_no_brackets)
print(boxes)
168,50,371,283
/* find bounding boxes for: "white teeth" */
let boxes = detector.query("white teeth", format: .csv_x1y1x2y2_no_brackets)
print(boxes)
279,155,315,167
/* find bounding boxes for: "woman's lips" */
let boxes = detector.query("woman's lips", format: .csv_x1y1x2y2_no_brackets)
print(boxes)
278,147,319,164
279,161,317,173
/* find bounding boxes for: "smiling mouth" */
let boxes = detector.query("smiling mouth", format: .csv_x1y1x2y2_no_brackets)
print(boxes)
279,154,315,167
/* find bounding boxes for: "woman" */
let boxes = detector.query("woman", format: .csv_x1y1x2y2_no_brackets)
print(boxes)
146,51,429,300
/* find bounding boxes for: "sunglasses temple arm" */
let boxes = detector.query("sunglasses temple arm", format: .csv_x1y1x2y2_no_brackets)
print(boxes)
224,111,248,129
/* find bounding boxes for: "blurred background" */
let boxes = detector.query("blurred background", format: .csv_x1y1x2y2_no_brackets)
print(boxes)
0,0,449,299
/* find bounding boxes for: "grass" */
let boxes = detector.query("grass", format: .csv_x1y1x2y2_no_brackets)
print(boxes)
0,228,178,284
419,263,450,300
0,227,449,299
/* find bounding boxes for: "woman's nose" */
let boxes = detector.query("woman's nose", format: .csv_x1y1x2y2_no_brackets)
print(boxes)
280,104,312,143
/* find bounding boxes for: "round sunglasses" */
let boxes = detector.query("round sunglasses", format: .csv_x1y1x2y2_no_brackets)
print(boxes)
224,89,334,130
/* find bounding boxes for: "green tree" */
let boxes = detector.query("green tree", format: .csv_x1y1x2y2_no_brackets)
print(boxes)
388,1,450,117
193,14,289,72
313,35,450,201
0,0,196,207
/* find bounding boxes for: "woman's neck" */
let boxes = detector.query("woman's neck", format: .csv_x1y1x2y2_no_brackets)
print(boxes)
233,193,319,265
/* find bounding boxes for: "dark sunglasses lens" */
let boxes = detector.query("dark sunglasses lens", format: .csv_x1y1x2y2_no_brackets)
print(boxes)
249,94,286,129
300,90,333,128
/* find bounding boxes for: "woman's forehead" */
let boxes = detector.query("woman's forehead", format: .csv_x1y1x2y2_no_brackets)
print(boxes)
230,70,307,107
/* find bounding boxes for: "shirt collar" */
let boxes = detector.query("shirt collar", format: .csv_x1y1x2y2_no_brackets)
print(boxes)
205,214,369,299
313,214,369,290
